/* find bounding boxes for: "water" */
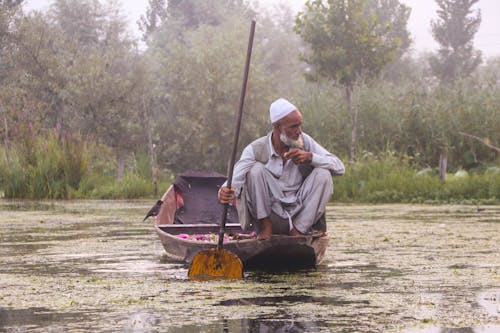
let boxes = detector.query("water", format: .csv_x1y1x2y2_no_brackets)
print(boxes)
0,201,499,332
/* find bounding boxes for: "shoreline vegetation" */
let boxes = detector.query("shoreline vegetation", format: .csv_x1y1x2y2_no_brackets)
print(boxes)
1,1,498,204
0,134,498,204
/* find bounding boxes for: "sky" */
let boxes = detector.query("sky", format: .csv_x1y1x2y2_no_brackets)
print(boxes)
24,0,500,58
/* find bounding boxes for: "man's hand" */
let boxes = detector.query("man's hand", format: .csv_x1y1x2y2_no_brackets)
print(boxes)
283,148,312,164
218,186,236,204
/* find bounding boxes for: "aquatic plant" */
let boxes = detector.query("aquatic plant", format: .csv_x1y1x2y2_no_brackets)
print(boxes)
333,152,500,204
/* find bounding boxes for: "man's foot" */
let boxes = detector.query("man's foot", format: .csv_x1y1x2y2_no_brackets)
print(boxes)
257,218,272,240
290,226,305,236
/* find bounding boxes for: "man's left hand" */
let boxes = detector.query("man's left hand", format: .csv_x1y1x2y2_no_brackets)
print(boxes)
283,148,312,164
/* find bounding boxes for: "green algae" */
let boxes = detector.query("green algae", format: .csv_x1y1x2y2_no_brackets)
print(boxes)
0,201,499,332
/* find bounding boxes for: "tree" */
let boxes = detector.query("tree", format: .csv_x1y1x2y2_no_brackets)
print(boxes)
138,0,168,194
165,0,251,30
429,0,482,84
147,0,256,49
50,0,104,46
50,0,142,181
257,5,307,98
138,0,166,42
0,0,24,165
145,1,282,174
295,0,407,162
12,0,142,182
368,0,412,83
0,1,24,45
152,17,271,173
428,0,482,181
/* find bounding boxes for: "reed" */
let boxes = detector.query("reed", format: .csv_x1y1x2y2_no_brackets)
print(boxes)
1,131,496,202
333,153,500,204
0,130,86,199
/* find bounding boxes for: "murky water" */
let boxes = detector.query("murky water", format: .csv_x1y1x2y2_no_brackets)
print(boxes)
0,201,498,332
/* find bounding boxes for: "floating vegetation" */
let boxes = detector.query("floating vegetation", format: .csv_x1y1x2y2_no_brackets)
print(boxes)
0,202,499,332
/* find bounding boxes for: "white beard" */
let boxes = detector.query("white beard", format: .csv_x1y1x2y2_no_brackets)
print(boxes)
280,131,304,149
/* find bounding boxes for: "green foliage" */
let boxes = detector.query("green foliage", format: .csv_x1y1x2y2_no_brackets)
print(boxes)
0,128,166,199
0,156,28,198
0,0,23,79
295,0,405,86
333,152,499,204
429,0,482,84
9,0,143,183
293,78,500,171
0,128,88,199
1,0,499,203
151,15,273,174
294,0,410,161
80,174,156,199
297,84,350,152
139,0,167,41
133,152,154,180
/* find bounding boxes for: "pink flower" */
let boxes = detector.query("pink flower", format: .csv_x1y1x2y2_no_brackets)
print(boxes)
194,234,209,241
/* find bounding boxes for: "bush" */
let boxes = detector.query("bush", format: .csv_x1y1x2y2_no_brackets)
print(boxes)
0,128,165,199
333,152,499,204
0,128,496,202
0,130,84,199
85,174,154,199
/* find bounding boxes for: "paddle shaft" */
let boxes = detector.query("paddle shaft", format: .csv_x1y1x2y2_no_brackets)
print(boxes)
218,20,256,250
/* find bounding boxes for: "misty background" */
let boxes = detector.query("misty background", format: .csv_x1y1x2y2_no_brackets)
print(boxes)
25,0,500,58
1,0,499,201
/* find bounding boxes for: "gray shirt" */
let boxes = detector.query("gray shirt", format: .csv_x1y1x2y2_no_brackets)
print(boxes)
227,132,345,196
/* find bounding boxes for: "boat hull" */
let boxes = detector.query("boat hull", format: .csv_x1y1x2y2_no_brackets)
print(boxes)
151,175,329,270
155,223,329,270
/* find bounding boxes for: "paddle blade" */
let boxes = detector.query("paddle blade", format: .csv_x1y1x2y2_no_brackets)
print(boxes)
188,248,243,281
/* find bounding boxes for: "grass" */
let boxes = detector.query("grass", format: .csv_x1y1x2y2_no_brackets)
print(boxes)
0,131,169,199
333,153,500,204
0,132,498,203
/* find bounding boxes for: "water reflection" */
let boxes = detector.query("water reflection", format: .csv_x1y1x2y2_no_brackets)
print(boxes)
167,318,327,333
0,200,56,211
114,308,328,333
241,319,321,333
219,295,370,307
476,290,499,316
122,310,161,333
406,326,500,333
0,307,90,330
1,203,499,332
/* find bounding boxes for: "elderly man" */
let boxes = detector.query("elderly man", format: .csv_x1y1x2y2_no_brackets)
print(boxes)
219,98,345,239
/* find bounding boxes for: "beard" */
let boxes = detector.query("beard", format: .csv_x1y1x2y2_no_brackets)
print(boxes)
280,131,304,149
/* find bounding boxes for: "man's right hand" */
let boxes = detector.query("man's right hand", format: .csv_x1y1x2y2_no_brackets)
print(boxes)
218,186,236,204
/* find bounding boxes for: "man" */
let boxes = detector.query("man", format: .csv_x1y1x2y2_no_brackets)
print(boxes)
219,98,345,239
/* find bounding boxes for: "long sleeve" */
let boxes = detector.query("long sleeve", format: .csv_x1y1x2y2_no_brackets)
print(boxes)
219,144,257,195
229,145,257,192
220,132,345,196
303,133,345,176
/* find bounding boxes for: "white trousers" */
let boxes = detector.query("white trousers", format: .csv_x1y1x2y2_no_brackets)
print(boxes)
244,163,333,234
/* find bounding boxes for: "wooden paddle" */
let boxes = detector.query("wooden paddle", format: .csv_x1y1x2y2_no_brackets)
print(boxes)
188,20,256,281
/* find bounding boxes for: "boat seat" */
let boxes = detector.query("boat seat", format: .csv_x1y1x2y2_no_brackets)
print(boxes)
172,172,238,225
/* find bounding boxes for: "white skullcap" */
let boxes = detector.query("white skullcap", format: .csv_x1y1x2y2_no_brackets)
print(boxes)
269,98,297,123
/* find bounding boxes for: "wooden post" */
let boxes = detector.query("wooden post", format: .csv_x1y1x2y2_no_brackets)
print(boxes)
0,101,10,167
439,152,447,183
347,84,357,164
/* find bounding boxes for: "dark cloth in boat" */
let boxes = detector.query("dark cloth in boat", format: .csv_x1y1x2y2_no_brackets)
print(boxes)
173,170,239,225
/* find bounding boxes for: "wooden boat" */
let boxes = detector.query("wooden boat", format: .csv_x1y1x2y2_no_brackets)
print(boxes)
151,171,329,270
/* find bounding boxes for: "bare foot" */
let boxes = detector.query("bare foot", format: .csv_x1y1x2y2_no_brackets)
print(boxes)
257,218,272,240
290,226,305,236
